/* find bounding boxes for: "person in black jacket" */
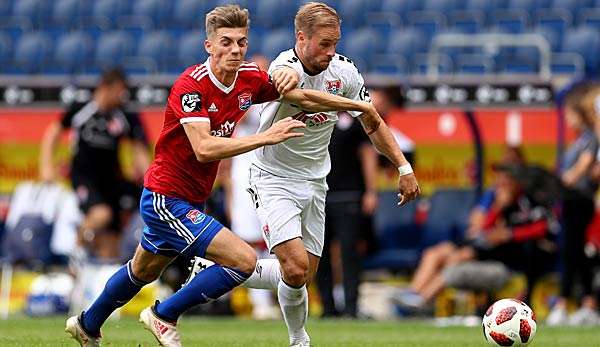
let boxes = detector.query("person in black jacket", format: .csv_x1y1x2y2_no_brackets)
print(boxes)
40,69,150,260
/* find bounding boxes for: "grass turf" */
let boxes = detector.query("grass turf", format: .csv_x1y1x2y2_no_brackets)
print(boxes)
0,316,598,346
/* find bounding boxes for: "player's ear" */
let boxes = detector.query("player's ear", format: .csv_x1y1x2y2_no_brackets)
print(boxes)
204,39,212,55
296,31,305,43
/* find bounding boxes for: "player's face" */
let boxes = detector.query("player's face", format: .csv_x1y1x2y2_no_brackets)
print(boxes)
205,27,249,73
100,81,128,110
298,26,340,73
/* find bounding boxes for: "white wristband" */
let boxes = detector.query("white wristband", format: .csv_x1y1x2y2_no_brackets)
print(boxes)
398,164,413,176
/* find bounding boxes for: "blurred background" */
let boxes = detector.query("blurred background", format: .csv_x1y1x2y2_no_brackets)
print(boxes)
0,0,600,327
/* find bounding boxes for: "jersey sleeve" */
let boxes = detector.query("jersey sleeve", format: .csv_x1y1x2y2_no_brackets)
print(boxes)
168,74,210,125
254,69,281,104
342,64,371,118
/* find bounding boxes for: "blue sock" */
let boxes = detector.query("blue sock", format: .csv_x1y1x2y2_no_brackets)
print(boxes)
81,261,149,336
155,264,250,322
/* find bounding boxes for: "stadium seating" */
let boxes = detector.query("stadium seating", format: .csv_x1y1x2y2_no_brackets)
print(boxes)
54,32,94,74
363,192,422,270
421,189,476,247
561,26,600,76
260,29,294,61
2,0,600,76
177,30,207,70
13,32,52,73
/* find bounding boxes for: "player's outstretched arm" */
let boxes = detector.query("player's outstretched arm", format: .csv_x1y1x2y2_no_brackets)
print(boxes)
281,88,374,114
183,117,305,162
358,111,420,206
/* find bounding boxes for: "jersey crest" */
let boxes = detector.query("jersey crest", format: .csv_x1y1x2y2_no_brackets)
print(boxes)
238,92,252,110
186,209,206,224
325,79,342,94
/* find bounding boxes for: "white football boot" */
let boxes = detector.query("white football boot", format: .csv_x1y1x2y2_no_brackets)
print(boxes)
182,256,214,287
139,306,182,347
65,315,101,347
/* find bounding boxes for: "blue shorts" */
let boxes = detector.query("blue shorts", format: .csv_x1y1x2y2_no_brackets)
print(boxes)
139,188,224,258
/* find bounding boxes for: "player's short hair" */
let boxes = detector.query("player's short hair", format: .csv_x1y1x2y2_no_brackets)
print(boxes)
99,68,127,87
295,2,341,37
205,4,250,38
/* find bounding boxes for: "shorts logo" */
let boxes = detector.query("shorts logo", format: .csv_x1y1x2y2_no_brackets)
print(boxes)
325,79,342,94
186,209,206,224
238,92,252,110
262,224,270,239
181,92,201,113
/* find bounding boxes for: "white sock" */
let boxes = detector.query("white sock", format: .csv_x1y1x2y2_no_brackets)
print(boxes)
278,280,309,345
243,258,281,290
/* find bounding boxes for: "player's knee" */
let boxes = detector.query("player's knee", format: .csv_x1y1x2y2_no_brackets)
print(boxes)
280,259,309,287
234,249,257,274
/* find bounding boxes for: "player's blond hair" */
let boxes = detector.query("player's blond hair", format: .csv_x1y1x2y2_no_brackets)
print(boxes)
205,4,249,38
295,2,340,37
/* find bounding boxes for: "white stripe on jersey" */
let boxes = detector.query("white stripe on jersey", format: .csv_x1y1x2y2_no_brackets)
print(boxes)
238,67,259,72
189,65,206,79
241,62,258,68
180,117,210,124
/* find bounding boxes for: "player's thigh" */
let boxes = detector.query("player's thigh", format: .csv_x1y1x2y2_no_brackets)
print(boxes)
300,182,327,257
204,226,256,274
131,245,174,282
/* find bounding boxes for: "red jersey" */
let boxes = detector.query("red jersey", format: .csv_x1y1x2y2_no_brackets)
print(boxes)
144,59,280,203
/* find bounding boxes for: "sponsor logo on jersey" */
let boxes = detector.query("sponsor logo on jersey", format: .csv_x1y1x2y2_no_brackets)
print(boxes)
181,92,201,112
186,209,206,224
238,92,252,110
211,121,236,137
292,111,330,127
325,79,342,94
208,102,218,112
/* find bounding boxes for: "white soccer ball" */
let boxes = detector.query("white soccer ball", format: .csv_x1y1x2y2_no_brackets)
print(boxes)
482,298,537,346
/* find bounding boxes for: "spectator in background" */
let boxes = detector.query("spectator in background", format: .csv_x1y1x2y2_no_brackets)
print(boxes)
547,83,600,326
369,87,415,167
39,69,150,261
315,106,379,318
394,150,556,308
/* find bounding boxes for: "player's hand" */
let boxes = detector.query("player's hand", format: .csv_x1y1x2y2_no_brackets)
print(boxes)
263,117,305,145
361,190,378,215
397,173,420,206
271,67,300,95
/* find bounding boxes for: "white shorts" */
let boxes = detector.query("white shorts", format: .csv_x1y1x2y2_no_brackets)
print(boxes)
248,165,327,257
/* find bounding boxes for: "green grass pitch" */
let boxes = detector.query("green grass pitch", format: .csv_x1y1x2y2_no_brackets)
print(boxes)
0,316,598,346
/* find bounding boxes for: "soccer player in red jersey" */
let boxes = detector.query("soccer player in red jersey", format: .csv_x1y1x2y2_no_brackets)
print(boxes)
66,5,380,347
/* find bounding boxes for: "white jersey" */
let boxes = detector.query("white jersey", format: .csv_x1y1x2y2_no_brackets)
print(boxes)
252,49,371,180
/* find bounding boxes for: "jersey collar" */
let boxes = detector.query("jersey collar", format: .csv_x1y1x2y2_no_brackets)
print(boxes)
292,48,322,77
205,57,238,94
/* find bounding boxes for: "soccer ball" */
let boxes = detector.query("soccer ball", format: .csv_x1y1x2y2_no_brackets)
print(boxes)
482,298,537,346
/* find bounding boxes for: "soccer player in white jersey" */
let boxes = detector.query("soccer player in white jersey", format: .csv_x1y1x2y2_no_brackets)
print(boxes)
243,3,420,346
185,2,419,346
